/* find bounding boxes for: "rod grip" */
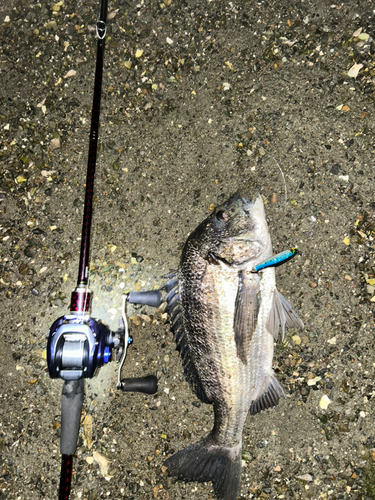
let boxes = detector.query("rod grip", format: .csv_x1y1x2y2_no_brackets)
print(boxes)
60,379,84,455
119,375,158,394
128,290,162,308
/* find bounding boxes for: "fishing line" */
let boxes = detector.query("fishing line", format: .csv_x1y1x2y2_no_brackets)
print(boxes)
83,221,97,314
117,294,130,388
261,147,288,205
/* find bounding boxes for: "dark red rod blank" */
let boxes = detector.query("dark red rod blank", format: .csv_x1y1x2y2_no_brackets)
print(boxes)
59,0,108,497
76,0,108,286
59,454,73,500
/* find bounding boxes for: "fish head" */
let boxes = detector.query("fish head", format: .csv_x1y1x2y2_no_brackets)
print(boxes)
194,193,272,267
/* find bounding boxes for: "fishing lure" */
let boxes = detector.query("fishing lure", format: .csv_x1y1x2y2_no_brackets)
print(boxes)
252,248,298,273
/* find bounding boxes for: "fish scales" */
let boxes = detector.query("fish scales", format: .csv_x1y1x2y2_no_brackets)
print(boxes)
164,193,304,500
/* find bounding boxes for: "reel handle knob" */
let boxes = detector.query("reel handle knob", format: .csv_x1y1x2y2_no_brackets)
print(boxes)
119,375,158,394
128,290,162,308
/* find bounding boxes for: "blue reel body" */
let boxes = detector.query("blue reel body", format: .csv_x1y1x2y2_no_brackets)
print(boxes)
47,315,114,381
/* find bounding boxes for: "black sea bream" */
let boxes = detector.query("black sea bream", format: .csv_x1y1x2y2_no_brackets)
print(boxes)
164,193,304,500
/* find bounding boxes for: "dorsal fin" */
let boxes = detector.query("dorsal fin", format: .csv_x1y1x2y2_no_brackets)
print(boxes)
164,275,212,404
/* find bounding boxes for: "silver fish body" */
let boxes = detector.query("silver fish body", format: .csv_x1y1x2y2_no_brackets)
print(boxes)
164,193,303,500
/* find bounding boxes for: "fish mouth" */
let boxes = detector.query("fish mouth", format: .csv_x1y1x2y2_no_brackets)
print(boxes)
240,195,254,208
236,192,261,208
224,192,259,211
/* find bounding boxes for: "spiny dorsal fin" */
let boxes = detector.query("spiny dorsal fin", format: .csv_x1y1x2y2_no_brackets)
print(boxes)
163,275,211,405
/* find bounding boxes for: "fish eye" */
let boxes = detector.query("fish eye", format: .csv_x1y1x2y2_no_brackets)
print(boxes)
216,210,230,223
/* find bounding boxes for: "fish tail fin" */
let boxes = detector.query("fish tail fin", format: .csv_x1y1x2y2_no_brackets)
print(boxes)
164,438,242,500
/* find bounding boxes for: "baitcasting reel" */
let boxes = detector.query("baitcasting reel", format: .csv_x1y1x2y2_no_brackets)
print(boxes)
46,287,162,460
47,313,118,381
47,288,162,385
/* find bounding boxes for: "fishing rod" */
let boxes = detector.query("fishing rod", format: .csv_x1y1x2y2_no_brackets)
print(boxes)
46,1,162,498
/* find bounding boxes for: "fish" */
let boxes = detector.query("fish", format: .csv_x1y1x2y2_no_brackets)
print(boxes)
163,193,304,500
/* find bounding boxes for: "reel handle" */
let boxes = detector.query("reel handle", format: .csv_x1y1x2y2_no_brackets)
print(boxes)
119,375,158,394
128,290,162,308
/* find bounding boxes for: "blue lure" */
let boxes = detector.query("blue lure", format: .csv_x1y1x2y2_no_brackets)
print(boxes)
252,248,298,273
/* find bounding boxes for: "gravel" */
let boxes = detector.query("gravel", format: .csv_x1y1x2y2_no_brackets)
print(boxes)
1,0,375,498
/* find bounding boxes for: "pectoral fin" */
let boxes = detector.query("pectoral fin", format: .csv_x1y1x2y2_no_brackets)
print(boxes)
266,290,304,341
234,272,260,365
279,292,304,331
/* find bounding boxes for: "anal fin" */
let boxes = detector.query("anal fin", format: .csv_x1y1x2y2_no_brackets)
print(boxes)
249,374,285,415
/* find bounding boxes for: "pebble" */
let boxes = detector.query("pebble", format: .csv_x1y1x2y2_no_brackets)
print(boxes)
93,451,110,476
64,69,77,78
24,245,36,258
46,20,57,30
50,138,60,149
32,228,46,235
292,335,301,345
296,474,313,482
319,395,331,410
241,450,253,462
356,445,370,460
83,415,93,449
307,376,321,386
18,263,29,275
129,315,141,326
